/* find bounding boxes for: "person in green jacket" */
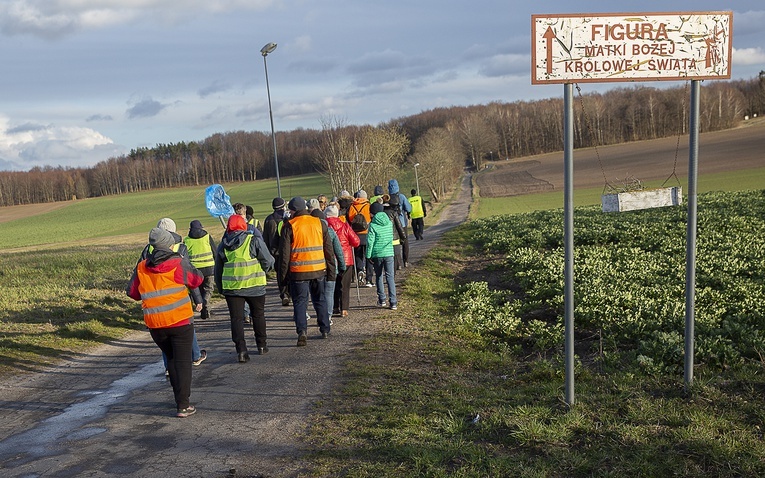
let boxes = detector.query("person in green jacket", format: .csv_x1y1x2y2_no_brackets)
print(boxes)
366,202,397,310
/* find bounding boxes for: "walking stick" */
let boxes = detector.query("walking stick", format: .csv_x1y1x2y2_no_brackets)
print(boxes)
353,260,361,306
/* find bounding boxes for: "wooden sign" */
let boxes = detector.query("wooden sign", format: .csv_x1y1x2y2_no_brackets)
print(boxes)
532,12,732,84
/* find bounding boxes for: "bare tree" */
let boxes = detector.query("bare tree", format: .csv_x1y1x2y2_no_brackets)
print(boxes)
409,127,462,202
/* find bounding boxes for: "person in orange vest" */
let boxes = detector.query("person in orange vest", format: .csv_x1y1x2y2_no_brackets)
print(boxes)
347,189,373,287
278,196,337,346
127,227,204,418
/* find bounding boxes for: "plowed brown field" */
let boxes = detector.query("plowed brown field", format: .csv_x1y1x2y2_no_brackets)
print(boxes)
475,119,765,197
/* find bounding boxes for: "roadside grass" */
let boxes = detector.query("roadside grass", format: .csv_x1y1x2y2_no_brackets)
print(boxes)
472,165,765,218
0,245,143,375
306,189,765,476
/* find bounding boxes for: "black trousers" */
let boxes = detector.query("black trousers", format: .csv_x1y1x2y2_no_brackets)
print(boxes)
335,267,354,311
150,324,194,410
411,217,424,240
225,295,267,353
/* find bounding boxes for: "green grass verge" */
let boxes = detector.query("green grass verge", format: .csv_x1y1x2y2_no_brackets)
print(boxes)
304,189,765,477
0,245,144,374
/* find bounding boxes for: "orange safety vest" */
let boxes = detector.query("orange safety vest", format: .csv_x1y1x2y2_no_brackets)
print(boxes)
135,260,193,329
288,215,326,274
348,200,371,235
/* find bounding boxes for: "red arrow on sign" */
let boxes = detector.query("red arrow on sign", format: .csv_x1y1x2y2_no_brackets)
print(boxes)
543,27,556,74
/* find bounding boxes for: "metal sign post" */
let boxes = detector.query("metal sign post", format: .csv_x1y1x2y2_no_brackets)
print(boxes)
563,84,575,405
684,80,701,391
531,12,732,406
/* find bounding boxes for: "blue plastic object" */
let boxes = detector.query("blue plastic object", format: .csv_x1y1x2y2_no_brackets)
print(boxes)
205,184,234,217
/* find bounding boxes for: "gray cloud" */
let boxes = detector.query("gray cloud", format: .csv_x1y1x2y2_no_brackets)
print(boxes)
0,2,79,39
6,122,49,134
86,114,113,122
478,54,530,78
198,80,233,98
126,98,167,119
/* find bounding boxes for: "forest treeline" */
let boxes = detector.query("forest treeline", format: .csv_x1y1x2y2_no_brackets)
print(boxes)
0,75,763,208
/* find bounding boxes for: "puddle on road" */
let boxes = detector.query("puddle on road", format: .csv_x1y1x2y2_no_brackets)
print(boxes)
0,361,164,463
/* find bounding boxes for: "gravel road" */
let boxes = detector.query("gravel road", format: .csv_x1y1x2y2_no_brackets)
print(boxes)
0,175,473,478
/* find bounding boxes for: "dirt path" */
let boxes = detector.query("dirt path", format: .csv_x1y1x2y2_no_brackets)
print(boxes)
0,175,473,477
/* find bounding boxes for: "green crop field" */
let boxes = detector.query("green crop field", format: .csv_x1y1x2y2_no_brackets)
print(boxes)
309,187,765,476
0,174,332,250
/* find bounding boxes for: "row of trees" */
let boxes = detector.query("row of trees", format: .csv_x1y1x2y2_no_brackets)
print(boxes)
0,74,762,207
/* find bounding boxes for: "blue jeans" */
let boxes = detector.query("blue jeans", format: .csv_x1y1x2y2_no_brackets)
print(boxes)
324,273,337,322
290,278,330,334
371,256,396,307
163,328,201,369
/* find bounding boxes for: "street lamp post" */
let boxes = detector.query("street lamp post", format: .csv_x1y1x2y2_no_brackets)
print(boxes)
413,162,420,194
261,42,281,198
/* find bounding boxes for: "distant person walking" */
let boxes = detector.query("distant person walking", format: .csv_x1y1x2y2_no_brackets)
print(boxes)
215,214,274,362
126,227,204,418
384,195,408,271
409,188,426,240
325,204,360,317
263,197,291,306
184,220,216,320
366,201,397,310
279,197,336,346
348,189,373,286
387,179,412,266
245,205,263,234
310,206,346,326
370,185,385,204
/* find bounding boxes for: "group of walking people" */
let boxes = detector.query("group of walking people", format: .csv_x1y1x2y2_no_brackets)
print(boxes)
126,180,428,418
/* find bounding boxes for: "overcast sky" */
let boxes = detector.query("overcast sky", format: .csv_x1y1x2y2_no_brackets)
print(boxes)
1,1,763,171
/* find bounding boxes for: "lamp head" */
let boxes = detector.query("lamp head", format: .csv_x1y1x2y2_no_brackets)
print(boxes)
414,163,420,167
261,42,277,56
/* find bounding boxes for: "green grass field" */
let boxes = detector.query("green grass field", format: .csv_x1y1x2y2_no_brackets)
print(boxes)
0,174,333,250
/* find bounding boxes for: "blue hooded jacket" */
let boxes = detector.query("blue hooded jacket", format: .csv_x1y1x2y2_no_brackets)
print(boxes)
387,179,412,227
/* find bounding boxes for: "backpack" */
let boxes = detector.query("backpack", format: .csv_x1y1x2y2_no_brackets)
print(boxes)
350,212,368,232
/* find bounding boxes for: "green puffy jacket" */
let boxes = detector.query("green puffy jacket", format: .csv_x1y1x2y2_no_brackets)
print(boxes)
366,212,394,259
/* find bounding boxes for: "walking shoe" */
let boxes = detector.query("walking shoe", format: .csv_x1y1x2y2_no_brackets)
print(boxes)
297,331,307,347
332,309,341,317
238,352,250,363
243,316,251,324
357,271,365,285
321,330,331,339
200,307,209,320
192,350,207,366
176,405,196,418
365,282,375,288
342,310,349,317
377,300,387,308
281,297,290,306
390,304,398,310
258,346,269,355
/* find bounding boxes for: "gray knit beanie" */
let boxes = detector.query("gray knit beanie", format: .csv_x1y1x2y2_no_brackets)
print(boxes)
148,228,175,251
156,217,176,233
